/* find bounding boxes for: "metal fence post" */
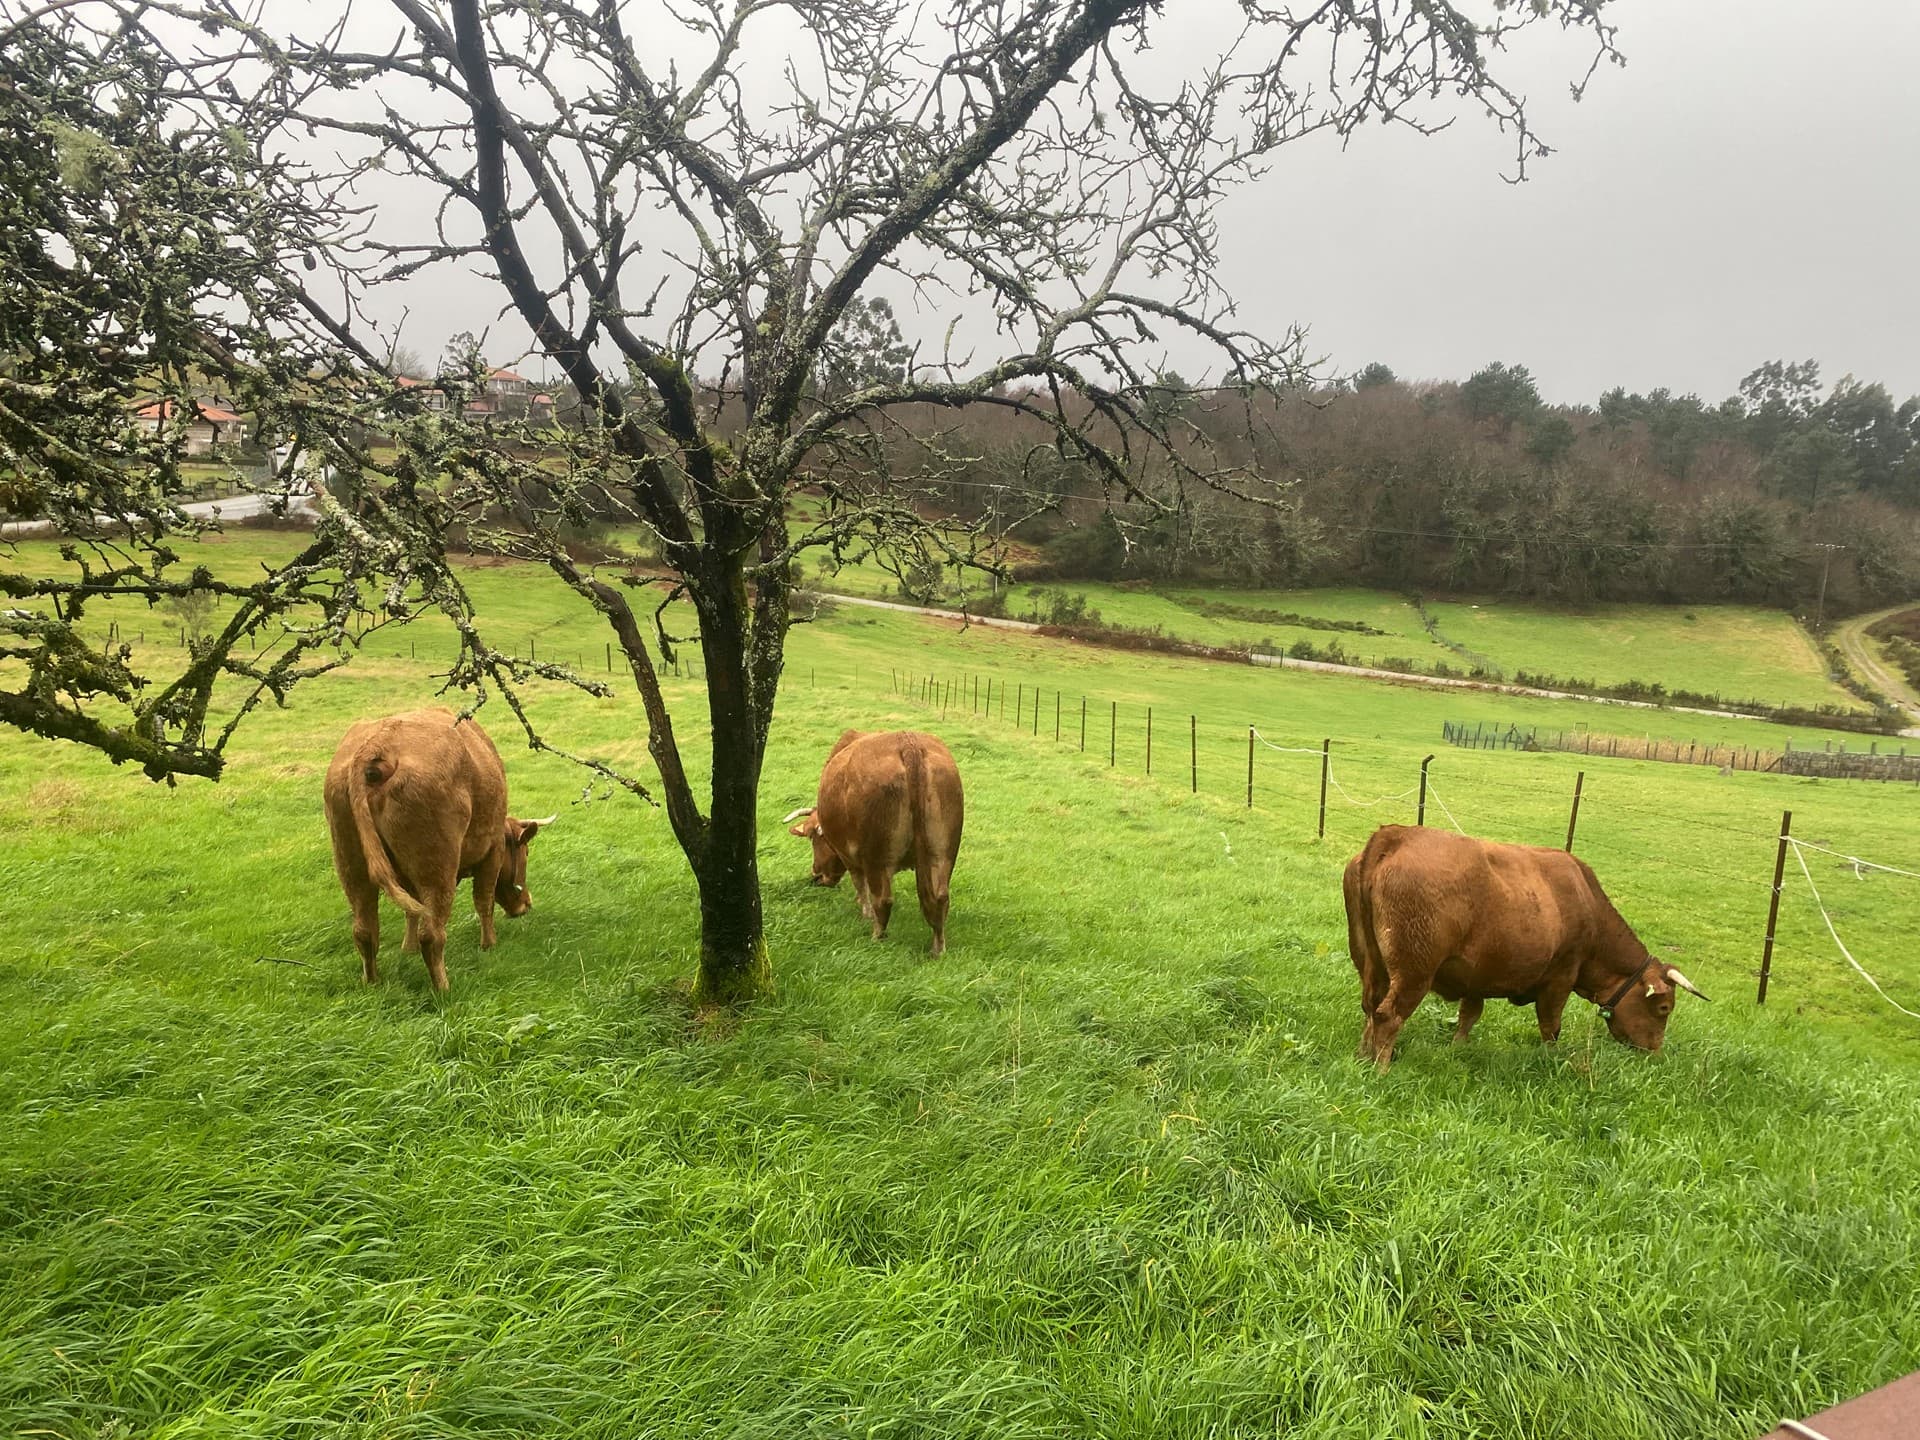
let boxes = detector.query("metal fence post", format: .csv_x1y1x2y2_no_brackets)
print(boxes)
1110,700,1116,767
1080,697,1086,752
1565,771,1585,852
1246,726,1254,809
1318,739,1329,839
1016,683,1024,728
1056,691,1061,743
1758,810,1793,1004
1417,754,1434,826
1190,715,1197,794
1032,688,1038,736
1146,707,1153,775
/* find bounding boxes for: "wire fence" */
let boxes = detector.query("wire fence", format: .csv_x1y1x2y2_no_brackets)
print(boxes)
1444,718,1920,782
888,664,1920,1026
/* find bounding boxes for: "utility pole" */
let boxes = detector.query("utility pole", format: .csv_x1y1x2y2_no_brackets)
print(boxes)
1812,543,1846,628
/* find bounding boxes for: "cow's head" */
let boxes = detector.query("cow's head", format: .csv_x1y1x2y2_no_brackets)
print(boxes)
495,814,554,916
1602,962,1709,1050
783,807,845,886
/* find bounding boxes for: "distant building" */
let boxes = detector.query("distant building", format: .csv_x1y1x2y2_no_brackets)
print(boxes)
133,398,244,455
394,375,450,412
392,366,545,423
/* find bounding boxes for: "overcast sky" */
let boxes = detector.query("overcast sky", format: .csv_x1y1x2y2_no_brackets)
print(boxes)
366,0,1920,408
1214,0,1920,404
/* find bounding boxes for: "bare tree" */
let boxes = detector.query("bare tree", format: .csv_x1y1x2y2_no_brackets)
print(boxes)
15,0,1622,1000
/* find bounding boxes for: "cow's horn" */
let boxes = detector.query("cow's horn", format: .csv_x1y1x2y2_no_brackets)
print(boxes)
780,807,812,824
1664,966,1711,1001
529,814,557,826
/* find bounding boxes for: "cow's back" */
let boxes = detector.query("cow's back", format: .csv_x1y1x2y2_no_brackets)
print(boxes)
326,708,505,866
817,730,962,869
1360,825,1599,995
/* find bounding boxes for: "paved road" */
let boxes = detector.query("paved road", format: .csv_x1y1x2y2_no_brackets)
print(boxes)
1833,602,1920,726
1,488,316,540
821,590,1808,727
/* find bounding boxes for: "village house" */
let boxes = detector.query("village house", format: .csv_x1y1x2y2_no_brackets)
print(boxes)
132,399,244,455
392,367,545,423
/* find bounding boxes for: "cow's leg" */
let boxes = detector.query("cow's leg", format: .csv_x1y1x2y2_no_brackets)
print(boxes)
471,852,502,950
412,868,459,992
329,823,382,983
1535,986,1575,1046
417,902,452,991
401,915,420,954
915,855,953,956
1453,997,1485,1044
1369,978,1429,1073
864,867,894,940
349,887,381,985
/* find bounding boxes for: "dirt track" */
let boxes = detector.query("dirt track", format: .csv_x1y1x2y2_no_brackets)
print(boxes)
1834,603,1920,727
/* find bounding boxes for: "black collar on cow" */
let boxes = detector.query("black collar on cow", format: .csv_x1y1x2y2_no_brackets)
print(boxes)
1597,958,1657,1017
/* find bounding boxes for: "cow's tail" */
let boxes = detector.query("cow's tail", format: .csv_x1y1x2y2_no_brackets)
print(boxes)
348,751,428,919
1343,847,1388,997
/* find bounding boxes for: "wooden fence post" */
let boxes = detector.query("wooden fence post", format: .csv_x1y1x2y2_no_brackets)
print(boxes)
1565,771,1585,852
1417,754,1434,826
1317,739,1330,840
1758,810,1793,1004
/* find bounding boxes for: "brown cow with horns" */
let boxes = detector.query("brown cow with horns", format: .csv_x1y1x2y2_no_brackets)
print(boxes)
1342,824,1708,1071
324,708,553,990
786,729,964,954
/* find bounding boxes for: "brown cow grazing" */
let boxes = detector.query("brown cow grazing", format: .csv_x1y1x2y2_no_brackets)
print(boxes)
1342,825,1707,1072
324,708,554,991
785,729,964,955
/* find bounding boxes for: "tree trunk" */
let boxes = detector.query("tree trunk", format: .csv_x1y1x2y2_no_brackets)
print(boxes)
686,544,783,1006
690,835,772,1006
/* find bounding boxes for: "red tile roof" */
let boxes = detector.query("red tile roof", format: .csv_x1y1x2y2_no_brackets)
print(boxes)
488,367,527,383
134,399,241,424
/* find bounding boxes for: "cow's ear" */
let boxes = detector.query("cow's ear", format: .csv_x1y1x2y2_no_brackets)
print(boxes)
512,814,555,845
788,822,812,839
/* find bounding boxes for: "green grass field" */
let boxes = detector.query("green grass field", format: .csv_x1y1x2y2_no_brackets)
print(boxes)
812,561,1858,713
5,533,1919,1438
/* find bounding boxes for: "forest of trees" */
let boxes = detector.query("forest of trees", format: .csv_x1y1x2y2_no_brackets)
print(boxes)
880,358,1920,616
